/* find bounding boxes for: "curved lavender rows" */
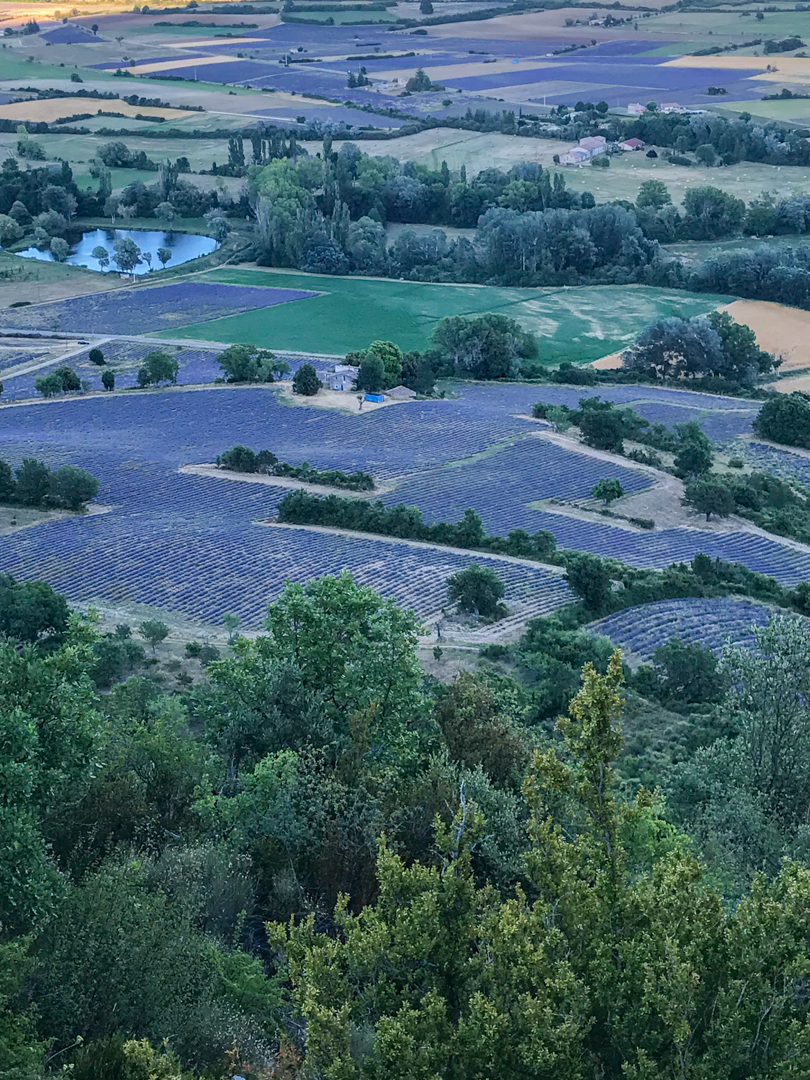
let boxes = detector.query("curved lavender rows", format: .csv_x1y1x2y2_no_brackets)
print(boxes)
588,597,775,660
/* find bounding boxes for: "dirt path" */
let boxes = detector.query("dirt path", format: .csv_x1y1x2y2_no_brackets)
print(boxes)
181,464,398,498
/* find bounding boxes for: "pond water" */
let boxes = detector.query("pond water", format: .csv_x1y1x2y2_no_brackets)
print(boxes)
16,228,219,275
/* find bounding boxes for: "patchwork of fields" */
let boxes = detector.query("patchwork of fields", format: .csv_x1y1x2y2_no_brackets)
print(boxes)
0,377,808,634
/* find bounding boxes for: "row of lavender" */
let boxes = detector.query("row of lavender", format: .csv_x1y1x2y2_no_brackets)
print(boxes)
588,597,776,661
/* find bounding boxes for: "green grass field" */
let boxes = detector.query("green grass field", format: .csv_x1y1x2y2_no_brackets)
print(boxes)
163,268,729,359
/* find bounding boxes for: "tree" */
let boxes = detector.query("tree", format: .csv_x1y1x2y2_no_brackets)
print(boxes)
673,421,714,478
578,403,626,453
356,353,385,393
103,195,120,225
156,245,172,269
591,477,624,505
215,344,275,384
292,362,321,396
430,313,538,380
446,563,507,620
223,612,241,644
695,142,717,166
112,237,141,274
92,244,110,270
0,461,14,503
0,213,23,244
682,185,745,240
88,348,105,366
136,351,179,388
204,208,230,242
636,179,671,209
420,0,433,11
101,369,115,391
366,340,403,388
754,392,810,448
644,635,728,706
217,445,257,472
34,372,63,399
49,465,99,511
564,552,612,611
14,459,51,506
623,316,725,381
154,200,177,237
49,236,69,262
683,477,736,520
139,619,169,653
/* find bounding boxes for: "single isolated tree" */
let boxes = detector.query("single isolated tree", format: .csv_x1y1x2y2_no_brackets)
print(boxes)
592,478,624,506
157,246,172,270
292,363,322,397
223,611,241,644
155,200,177,237
446,563,507,621
101,369,115,391
88,348,105,366
49,237,69,263
139,619,169,654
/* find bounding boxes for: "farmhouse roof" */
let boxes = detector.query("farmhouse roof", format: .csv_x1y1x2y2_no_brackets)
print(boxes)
387,385,417,400
579,135,607,150
620,138,645,149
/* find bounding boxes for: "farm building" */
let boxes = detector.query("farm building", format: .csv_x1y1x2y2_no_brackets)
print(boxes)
627,102,645,116
387,385,417,401
619,138,645,152
324,364,358,391
660,102,684,113
561,146,590,165
562,136,607,164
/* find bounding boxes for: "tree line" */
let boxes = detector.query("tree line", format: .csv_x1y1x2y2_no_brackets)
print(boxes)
0,456,98,511
216,444,374,491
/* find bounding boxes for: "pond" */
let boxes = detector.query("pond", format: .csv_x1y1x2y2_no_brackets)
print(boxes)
16,228,219,275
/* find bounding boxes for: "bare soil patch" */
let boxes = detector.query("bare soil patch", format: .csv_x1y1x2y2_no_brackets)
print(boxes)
0,97,192,122
180,463,397,497
0,502,110,536
591,350,624,370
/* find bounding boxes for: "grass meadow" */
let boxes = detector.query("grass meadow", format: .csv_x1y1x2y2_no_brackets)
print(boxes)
164,268,728,359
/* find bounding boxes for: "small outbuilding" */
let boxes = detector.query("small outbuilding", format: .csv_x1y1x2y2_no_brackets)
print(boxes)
619,138,645,152
387,385,417,401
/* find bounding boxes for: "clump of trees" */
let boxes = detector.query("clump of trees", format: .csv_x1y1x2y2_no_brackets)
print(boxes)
35,365,82,398
216,445,374,491
215,343,287,384
0,457,99,511
622,310,778,388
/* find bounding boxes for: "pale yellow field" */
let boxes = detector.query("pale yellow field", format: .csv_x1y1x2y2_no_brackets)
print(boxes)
664,55,810,74
0,97,192,121
124,54,242,75
160,37,262,49
375,58,555,82
721,299,810,371
424,4,674,40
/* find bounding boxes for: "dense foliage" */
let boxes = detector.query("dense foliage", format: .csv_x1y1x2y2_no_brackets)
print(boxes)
216,444,374,490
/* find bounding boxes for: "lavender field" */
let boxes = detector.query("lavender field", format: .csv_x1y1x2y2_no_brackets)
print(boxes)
0,378,808,629
589,597,777,660
0,283,321,335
